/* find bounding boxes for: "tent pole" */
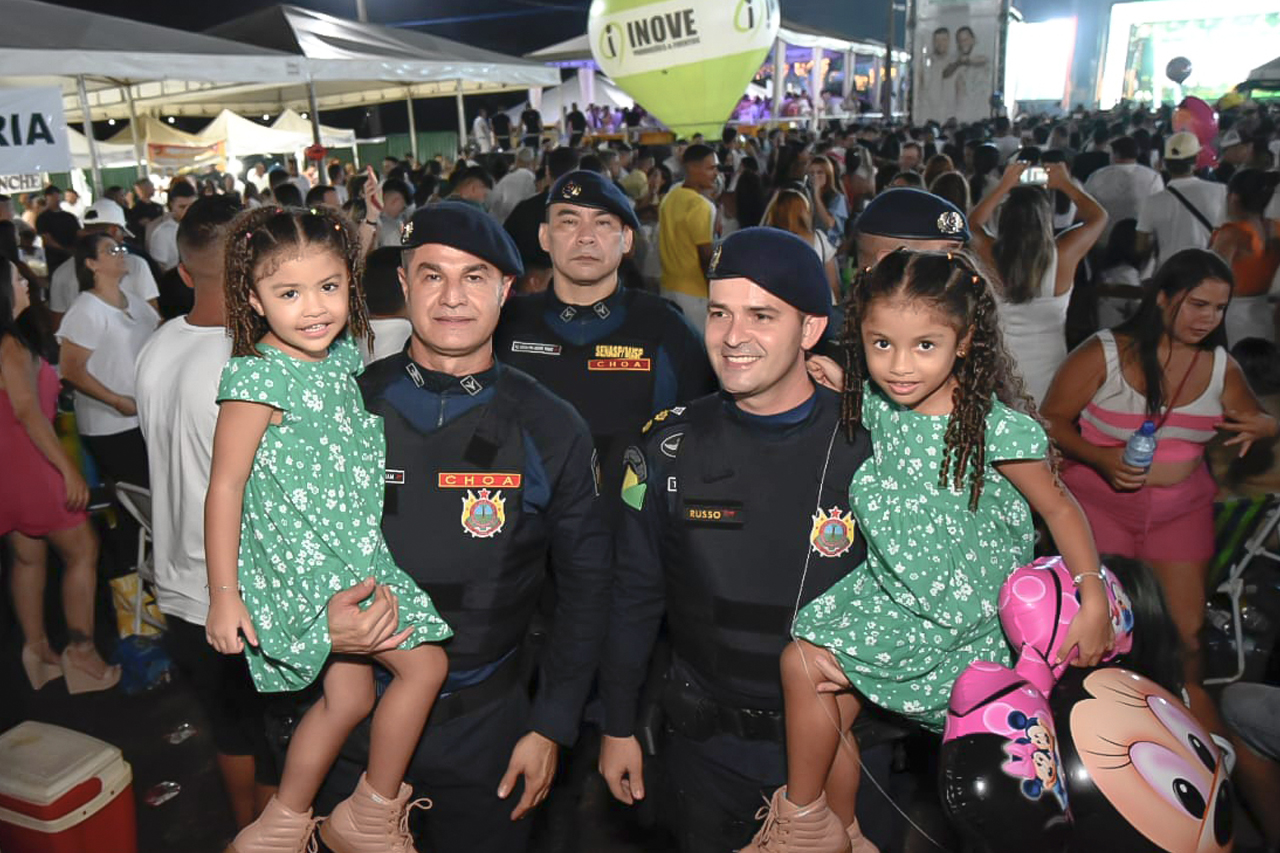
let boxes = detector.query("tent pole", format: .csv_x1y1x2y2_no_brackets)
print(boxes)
308,79,326,185
75,75,103,197
124,83,147,182
455,81,466,157
771,38,784,127
406,93,419,164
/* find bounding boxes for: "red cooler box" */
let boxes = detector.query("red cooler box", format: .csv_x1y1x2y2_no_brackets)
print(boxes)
0,721,137,853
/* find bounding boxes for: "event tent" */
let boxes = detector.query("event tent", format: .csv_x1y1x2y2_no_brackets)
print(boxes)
1243,56,1280,91
272,109,361,149
203,5,559,114
501,72,633,129
196,110,314,158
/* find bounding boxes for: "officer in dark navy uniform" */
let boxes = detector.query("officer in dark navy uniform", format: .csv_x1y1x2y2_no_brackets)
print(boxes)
596,227,873,852
496,170,715,517
333,202,610,853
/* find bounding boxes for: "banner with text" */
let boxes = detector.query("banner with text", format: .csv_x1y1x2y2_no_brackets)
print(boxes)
0,87,71,175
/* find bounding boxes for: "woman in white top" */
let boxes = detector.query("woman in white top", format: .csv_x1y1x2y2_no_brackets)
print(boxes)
763,188,839,302
56,232,160,486
970,161,1107,404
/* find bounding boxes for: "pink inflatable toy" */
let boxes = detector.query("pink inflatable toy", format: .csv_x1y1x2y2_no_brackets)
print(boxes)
1172,97,1219,169
998,557,1134,695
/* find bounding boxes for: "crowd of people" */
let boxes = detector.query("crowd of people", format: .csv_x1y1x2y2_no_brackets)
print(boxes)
3,96,1280,853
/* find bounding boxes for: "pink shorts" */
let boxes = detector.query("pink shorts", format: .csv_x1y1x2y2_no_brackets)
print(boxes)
1059,461,1217,562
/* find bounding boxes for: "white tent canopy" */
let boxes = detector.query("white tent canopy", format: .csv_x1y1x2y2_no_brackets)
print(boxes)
272,109,360,148
196,110,313,157
503,73,633,128
1244,56,1280,90
0,0,306,123
68,128,138,169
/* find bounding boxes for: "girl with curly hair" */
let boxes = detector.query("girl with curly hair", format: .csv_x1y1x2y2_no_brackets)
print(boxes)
742,250,1114,853
205,206,452,853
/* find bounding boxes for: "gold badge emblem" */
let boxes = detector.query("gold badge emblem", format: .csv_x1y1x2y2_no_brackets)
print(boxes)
460,489,506,538
561,182,583,199
810,507,855,558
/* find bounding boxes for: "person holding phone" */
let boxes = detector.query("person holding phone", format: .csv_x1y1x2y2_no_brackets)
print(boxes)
968,161,1107,403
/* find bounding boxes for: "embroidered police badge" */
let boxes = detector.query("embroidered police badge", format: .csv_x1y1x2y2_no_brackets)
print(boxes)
810,507,855,557
460,489,506,538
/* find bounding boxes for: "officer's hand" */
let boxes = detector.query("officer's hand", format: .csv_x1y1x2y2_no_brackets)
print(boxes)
498,731,558,820
598,734,645,805
327,578,412,654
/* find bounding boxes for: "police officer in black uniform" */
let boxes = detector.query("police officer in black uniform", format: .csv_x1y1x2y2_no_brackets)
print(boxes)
341,202,610,853
496,170,715,518
853,187,970,267
596,227,873,852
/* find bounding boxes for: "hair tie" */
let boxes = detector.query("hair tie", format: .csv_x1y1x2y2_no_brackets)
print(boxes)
972,274,979,284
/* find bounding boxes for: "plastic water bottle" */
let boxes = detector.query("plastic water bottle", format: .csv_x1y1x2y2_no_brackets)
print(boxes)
1122,420,1158,470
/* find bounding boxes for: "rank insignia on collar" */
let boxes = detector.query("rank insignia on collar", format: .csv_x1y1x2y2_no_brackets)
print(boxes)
461,489,506,538
400,220,414,243
810,507,855,557
560,306,577,323
460,375,483,396
593,302,611,319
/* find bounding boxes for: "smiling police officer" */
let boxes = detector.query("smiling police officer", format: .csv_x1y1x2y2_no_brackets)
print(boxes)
496,170,714,518
596,227,873,852
340,201,611,853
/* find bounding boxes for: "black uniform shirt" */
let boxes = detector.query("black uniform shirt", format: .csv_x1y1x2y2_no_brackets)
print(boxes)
496,284,715,514
358,354,612,746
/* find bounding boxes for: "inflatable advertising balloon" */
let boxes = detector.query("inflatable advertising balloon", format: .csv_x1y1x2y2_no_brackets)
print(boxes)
1166,57,1193,85
1051,668,1233,853
939,661,1071,853
588,0,780,138
1172,97,1219,169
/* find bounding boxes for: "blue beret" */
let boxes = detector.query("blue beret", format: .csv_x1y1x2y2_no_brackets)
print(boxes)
856,188,970,242
547,170,641,231
400,201,524,277
707,227,830,316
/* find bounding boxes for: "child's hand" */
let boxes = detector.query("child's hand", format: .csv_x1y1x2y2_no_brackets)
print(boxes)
205,594,259,655
1057,597,1114,668
805,354,844,392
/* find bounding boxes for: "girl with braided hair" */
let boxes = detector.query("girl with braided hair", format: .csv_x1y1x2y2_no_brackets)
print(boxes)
742,250,1114,853
205,206,451,853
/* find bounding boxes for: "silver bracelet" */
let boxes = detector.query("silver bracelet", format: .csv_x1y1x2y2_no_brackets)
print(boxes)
206,583,241,593
1072,570,1105,586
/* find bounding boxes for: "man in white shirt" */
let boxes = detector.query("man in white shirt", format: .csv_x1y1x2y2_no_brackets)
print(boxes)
488,147,539,224
1083,135,1164,250
246,162,271,192
135,195,274,829
990,116,1021,163
146,180,197,273
472,108,494,153
1136,132,1226,268
49,199,160,328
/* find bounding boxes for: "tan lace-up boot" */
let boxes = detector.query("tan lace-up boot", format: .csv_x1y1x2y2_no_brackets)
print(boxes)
224,796,318,853
318,773,432,853
738,786,852,853
846,817,880,853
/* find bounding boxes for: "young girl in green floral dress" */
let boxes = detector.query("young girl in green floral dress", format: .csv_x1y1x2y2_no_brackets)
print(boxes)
205,206,451,853
742,250,1116,852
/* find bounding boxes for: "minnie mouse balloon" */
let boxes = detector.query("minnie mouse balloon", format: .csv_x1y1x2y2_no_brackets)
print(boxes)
1172,97,1219,169
1166,57,1193,85
999,557,1134,695
1051,667,1233,853
589,0,780,139
939,661,1070,853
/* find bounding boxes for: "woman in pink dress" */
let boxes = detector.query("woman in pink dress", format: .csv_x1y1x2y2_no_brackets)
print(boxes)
1,261,118,693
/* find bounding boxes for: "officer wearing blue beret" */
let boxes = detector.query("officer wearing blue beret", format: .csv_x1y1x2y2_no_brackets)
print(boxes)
314,201,612,853
496,170,715,519
597,226,873,852
855,187,969,267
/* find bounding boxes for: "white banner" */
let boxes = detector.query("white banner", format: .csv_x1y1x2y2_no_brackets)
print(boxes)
0,87,71,175
0,173,46,193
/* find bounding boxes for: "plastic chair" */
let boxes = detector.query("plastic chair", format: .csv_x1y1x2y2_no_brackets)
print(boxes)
1205,493,1280,685
112,482,165,636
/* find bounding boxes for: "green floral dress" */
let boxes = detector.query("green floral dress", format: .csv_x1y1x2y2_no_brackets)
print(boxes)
217,336,451,693
792,383,1046,730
